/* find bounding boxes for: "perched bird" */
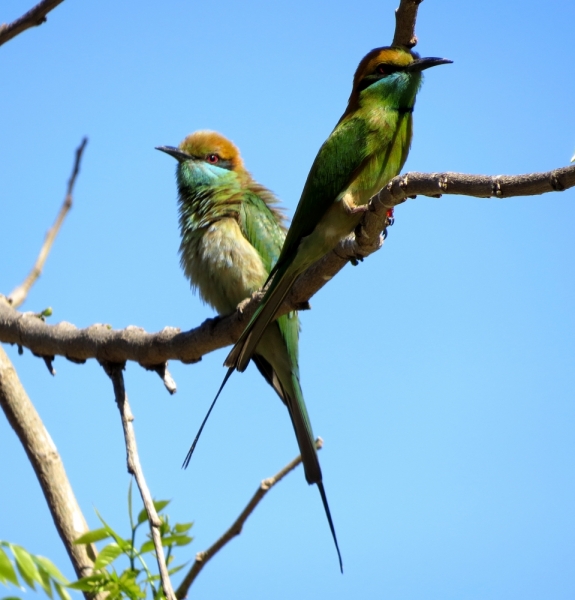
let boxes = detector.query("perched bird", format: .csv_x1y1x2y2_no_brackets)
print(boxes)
226,46,451,372
156,131,343,571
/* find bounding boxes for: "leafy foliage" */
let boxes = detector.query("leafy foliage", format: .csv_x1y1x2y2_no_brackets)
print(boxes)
1,483,194,600
0,542,70,600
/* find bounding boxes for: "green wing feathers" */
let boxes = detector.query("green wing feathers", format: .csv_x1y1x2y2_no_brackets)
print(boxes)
278,116,370,264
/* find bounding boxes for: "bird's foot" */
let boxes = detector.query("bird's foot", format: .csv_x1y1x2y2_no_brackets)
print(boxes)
236,295,255,320
347,204,370,216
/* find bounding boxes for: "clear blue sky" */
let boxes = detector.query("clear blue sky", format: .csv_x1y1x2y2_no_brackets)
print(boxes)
2,0,574,598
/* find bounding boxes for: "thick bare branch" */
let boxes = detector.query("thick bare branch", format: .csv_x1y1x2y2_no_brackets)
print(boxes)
1,164,573,372
9,138,88,309
176,438,323,597
0,0,64,47
392,0,423,48
102,362,176,600
0,345,104,600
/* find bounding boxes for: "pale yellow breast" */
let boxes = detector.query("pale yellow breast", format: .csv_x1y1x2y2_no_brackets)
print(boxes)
182,218,268,315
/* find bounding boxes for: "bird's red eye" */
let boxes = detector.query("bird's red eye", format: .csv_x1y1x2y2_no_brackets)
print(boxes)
206,154,219,164
377,64,389,75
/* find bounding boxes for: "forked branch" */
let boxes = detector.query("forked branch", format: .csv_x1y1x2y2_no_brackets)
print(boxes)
176,439,324,597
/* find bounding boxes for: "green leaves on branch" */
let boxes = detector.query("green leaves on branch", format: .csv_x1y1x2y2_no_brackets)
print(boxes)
1,486,193,600
0,542,70,600
71,488,193,600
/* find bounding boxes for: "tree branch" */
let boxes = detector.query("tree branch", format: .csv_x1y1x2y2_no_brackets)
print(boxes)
101,362,176,600
0,0,65,47
392,0,423,48
175,438,323,597
1,164,573,373
0,345,104,600
8,138,88,309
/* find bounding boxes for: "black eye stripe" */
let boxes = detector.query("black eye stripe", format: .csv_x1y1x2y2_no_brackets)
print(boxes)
356,63,407,92
375,63,404,75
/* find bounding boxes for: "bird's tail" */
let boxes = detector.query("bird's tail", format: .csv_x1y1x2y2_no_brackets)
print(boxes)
225,266,299,372
285,371,343,573
182,367,234,469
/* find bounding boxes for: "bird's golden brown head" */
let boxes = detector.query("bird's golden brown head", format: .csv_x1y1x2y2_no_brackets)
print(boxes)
179,130,244,171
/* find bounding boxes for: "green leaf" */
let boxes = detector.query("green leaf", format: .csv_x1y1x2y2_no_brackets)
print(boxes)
95,511,131,552
34,556,68,585
1,596,23,600
137,500,170,526
167,563,186,576
74,528,111,545
136,508,148,526
0,547,19,586
35,562,53,598
54,581,72,600
153,500,170,514
173,522,193,534
161,535,193,547
117,570,145,599
68,573,110,591
93,543,122,570
11,545,39,589
138,540,155,555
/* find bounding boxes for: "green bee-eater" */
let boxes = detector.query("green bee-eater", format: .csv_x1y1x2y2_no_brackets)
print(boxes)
226,46,451,371
156,131,343,571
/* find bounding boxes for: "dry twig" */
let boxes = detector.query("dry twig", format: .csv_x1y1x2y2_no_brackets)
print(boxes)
175,438,323,597
8,138,88,309
1,164,574,371
0,0,65,47
102,362,176,600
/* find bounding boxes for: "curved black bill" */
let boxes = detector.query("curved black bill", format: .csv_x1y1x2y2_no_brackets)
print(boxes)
155,145,194,162
406,57,453,72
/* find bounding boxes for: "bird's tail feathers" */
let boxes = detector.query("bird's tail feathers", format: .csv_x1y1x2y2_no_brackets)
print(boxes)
318,481,343,573
285,374,343,573
182,367,234,469
285,374,322,485
225,268,299,372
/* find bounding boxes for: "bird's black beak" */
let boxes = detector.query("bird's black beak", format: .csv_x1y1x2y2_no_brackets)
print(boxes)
406,57,453,72
155,145,195,162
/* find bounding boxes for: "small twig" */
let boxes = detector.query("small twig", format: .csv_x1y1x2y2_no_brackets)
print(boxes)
0,0,65,47
175,438,324,597
392,0,422,48
101,361,176,600
0,346,104,600
143,362,177,394
8,137,88,309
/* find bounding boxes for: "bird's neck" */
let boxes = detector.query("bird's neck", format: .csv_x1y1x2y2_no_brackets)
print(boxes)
364,72,422,114
177,170,243,232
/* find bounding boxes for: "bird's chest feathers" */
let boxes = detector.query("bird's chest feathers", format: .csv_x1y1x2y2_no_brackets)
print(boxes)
181,218,268,315
354,106,412,200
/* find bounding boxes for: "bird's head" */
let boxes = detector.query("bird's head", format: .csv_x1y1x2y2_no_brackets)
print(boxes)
156,130,245,175
343,46,451,118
